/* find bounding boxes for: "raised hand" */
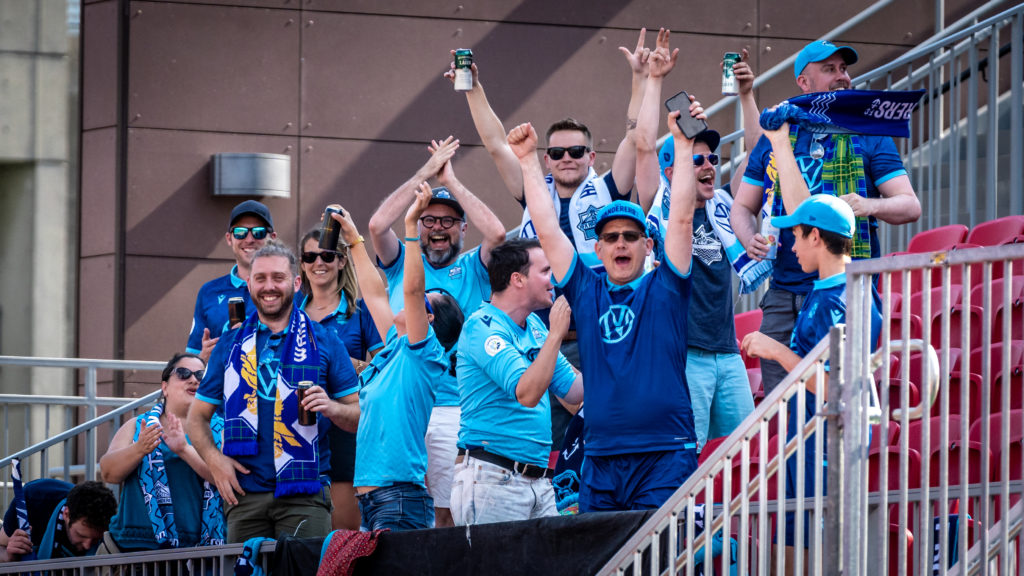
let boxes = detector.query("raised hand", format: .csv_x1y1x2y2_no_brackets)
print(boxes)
443,49,479,88
329,205,361,246
619,27,651,77
507,123,539,159
134,419,163,456
548,296,572,341
162,413,187,454
405,182,433,226
648,28,679,79
422,136,460,180
732,48,755,94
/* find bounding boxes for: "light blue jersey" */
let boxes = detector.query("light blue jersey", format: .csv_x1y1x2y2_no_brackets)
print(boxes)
456,303,576,467
379,243,490,407
353,327,448,489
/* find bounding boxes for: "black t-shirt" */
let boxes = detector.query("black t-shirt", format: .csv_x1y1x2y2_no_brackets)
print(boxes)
686,206,739,353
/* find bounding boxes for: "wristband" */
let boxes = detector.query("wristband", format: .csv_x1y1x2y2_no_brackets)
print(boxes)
404,236,419,242
348,235,364,246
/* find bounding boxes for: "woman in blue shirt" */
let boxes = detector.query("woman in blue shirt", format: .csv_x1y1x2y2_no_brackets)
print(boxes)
298,227,384,531
330,184,464,531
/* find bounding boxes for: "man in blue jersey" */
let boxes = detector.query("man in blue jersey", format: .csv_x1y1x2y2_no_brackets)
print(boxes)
731,40,920,395
367,137,505,527
186,242,360,542
452,238,584,525
187,200,278,361
508,99,704,511
0,480,116,562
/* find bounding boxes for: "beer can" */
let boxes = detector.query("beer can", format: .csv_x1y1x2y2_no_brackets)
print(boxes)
296,381,316,426
760,217,779,260
227,297,246,327
318,206,343,251
454,48,473,92
722,52,741,96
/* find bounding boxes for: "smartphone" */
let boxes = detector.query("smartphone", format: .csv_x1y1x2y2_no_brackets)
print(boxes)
664,90,708,139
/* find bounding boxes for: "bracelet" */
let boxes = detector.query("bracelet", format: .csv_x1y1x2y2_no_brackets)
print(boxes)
404,236,419,242
349,235,364,246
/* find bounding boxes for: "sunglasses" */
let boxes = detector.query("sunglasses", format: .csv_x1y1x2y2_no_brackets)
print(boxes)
599,230,645,243
547,146,589,160
230,226,270,240
423,295,434,315
419,216,463,230
692,154,720,167
301,251,340,264
173,367,205,382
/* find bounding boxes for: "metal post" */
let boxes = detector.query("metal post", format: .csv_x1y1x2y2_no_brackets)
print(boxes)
824,325,845,576
85,366,97,480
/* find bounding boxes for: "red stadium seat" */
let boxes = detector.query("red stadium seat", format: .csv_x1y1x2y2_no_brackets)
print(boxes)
869,446,922,491
965,215,1024,247
907,224,968,253
968,409,1023,480
971,276,1024,344
735,310,763,370
968,341,1024,414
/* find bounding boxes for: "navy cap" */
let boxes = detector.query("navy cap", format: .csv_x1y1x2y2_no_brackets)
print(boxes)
772,194,855,238
794,40,858,78
657,130,721,175
428,186,465,218
595,201,647,236
229,200,273,229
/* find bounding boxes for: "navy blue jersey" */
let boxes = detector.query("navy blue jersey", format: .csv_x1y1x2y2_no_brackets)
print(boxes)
186,267,253,354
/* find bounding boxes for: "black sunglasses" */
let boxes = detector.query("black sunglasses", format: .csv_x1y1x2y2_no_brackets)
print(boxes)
301,251,340,264
599,230,645,243
419,216,463,230
173,367,205,381
692,154,720,167
547,145,589,160
230,226,270,240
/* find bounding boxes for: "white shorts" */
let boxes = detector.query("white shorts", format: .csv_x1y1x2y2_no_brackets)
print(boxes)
424,405,460,508
449,454,557,526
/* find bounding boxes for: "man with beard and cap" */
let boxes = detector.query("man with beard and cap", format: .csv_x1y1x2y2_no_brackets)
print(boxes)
367,136,505,527
187,242,360,542
187,200,278,362
730,40,920,395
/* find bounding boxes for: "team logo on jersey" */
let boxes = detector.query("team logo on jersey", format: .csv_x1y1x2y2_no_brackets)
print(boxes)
796,156,824,194
577,205,600,241
830,308,845,326
531,327,545,341
448,266,463,280
598,305,636,344
218,295,226,304
484,335,506,356
692,224,722,266
525,347,540,362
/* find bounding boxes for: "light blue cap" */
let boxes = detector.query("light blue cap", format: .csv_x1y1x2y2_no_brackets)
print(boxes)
772,194,855,238
657,130,721,175
794,40,858,78
595,201,647,236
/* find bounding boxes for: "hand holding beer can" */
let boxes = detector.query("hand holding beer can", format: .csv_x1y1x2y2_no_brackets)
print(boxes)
318,206,343,251
228,297,246,327
296,381,316,426
454,49,473,92
722,52,741,96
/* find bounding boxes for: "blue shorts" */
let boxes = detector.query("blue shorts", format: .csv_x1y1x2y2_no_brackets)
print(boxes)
580,448,698,513
357,483,434,532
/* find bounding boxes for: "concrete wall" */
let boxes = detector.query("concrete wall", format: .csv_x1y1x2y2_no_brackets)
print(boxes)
78,0,999,385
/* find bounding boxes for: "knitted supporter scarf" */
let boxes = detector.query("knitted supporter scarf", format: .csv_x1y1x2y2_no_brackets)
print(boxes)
135,404,225,547
36,499,70,560
759,89,925,138
10,459,36,562
764,127,872,259
520,167,611,268
223,306,322,497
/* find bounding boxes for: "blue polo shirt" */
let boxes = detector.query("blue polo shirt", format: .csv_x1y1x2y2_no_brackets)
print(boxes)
186,266,253,354
556,252,694,456
196,317,359,493
354,326,447,489
790,272,883,361
743,131,908,294
298,294,383,360
379,243,490,406
456,303,576,467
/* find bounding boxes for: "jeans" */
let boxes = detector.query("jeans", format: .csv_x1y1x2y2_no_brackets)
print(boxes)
687,348,755,449
759,287,806,394
449,455,557,526
357,483,434,532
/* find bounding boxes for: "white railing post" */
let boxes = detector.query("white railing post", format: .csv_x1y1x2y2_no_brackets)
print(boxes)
84,365,97,481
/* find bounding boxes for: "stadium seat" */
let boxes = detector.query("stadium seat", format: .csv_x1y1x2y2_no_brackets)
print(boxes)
735,310,763,370
870,421,901,452
906,415,961,452
941,440,992,485
968,341,1024,414
747,369,763,401
885,378,920,414
965,215,1024,247
971,276,1024,344
937,370,981,418
968,409,1023,480
869,446,922,491
888,524,915,576
907,224,969,253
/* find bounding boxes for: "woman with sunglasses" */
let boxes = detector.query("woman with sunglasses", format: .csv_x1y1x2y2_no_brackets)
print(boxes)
330,185,464,531
297,228,384,531
99,353,224,552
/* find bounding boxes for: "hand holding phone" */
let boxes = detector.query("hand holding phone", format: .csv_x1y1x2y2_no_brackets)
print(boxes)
664,90,708,139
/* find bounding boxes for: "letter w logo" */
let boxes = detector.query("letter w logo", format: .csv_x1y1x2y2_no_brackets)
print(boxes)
599,305,636,344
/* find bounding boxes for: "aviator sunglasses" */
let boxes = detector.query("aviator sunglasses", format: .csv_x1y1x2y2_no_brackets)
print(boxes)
230,226,270,240
301,251,340,264
547,145,590,160
173,367,205,381
692,154,720,167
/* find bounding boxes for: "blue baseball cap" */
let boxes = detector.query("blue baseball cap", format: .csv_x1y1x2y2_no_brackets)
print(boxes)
772,194,855,238
428,186,465,218
595,200,647,236
794,40,858,78
229,200,273,229
657,130,721,175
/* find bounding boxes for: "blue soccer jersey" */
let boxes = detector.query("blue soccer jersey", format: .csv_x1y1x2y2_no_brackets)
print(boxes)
556,252,695,456
456,303,576,467
354,327,447,489
790,272,882,360
196,320,359,493
186,266,254,354
298,294,384,360
380,243,491,406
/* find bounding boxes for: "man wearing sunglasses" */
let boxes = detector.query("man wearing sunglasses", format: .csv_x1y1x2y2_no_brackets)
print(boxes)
508,99,704,511
730,40,920,395
367,137,505,527
186,200,277,362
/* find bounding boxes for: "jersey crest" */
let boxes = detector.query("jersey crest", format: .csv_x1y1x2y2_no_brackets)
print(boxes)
577,205,600,241
484,335,506,356
598,305,636,344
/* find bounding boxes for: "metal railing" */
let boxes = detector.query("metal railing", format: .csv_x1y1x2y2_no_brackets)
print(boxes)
0,541,275,575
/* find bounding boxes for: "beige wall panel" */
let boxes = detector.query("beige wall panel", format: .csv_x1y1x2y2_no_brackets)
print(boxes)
82,1,119,130
0,54,33,160
124,127,299,258
0,0,38,52
127,1,300,134
81,128,117,257
78,255,116,359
